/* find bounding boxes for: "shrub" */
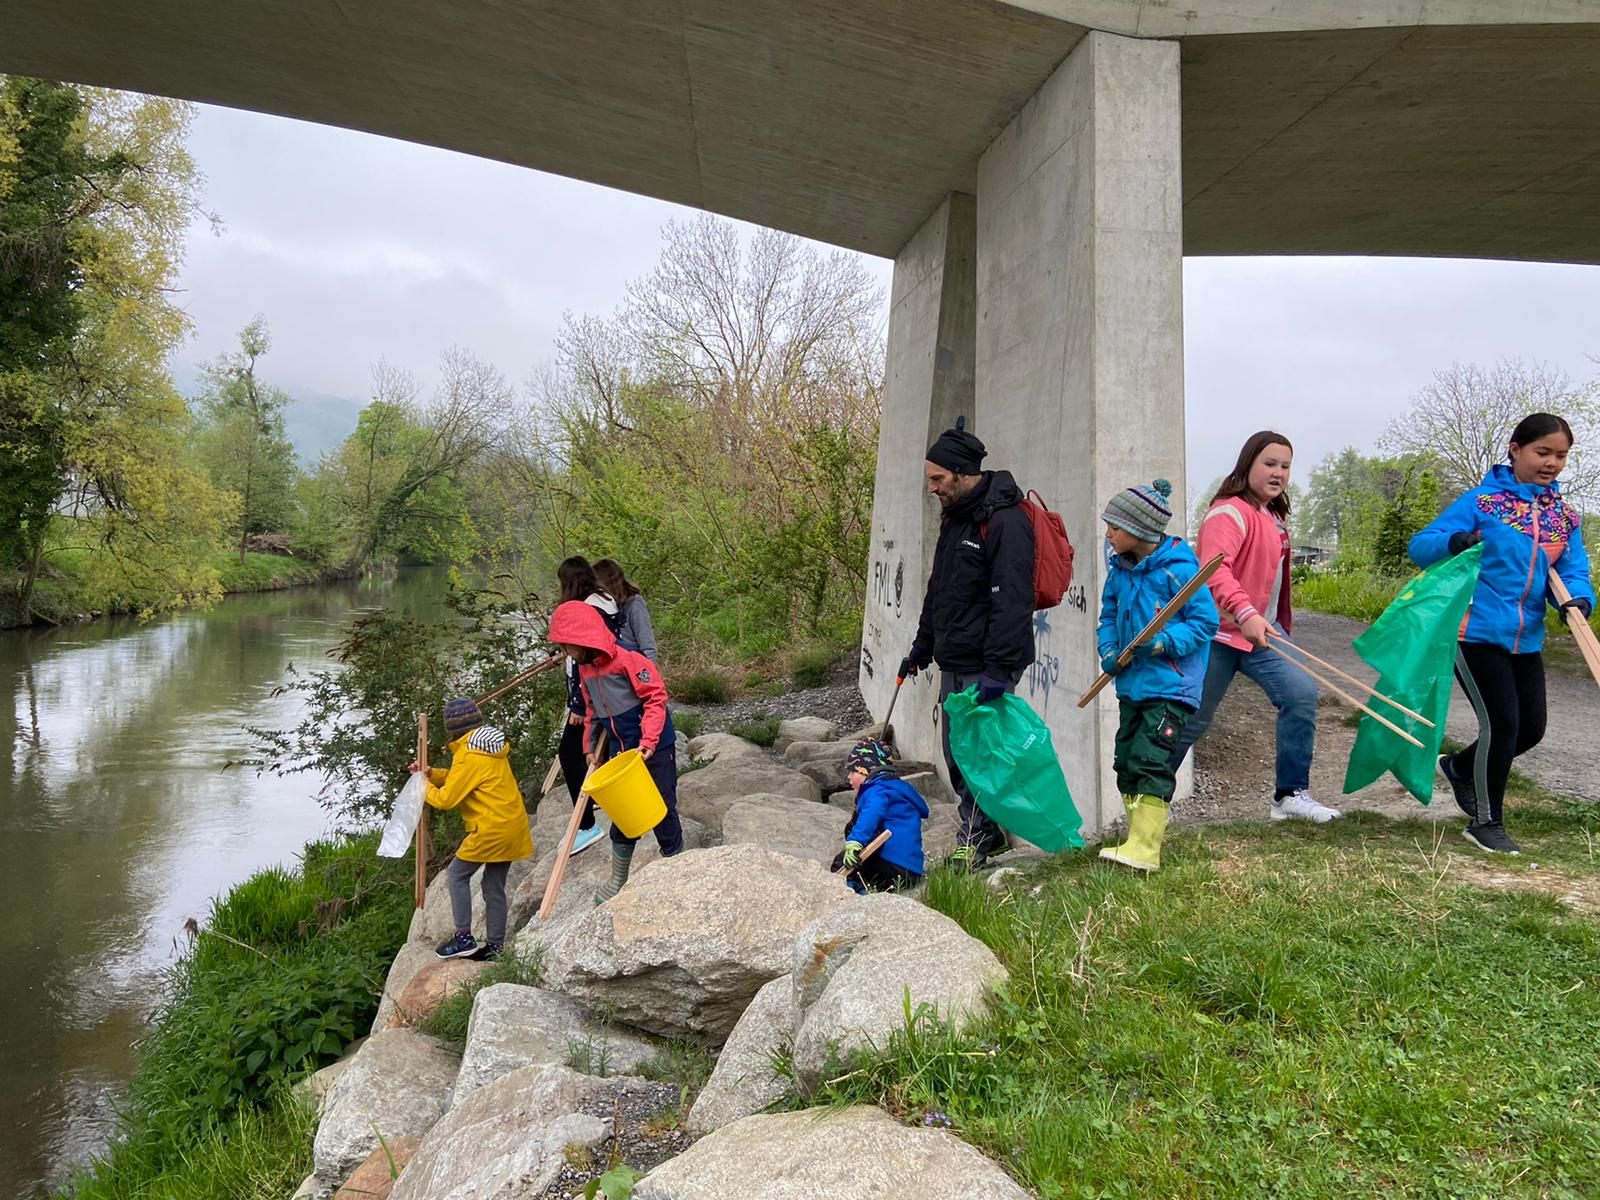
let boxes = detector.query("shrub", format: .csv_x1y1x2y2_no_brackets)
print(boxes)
729,715,781,747
672,710,704,740
671,668,729,705
791,643,836,689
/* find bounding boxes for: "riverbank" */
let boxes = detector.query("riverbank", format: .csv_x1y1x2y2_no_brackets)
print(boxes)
52,831,417,1200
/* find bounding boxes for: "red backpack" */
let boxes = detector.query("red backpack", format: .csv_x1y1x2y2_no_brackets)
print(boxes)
982,489,1075,611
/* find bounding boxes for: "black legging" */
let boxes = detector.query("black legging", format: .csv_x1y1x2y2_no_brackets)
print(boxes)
558,718,598,830
1449,641,1548,824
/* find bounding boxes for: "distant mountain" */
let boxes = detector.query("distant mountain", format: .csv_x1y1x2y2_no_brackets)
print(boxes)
172,362,364,466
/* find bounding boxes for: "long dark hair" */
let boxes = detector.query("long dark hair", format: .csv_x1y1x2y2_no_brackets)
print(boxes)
1212,430,1294,520
1509,412,1574,455
557,555,599,603
593,558,640,602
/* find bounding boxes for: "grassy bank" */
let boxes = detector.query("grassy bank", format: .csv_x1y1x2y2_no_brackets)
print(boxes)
56,833,415,1200
212,551,329,593
806,789,1600,1198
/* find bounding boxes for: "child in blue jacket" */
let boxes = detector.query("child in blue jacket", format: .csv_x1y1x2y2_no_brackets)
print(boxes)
1410,412,1595,855
1095,479,1220,871
832,739,927,894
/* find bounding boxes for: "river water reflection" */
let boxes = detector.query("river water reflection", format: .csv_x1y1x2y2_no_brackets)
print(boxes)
0,572,443,1198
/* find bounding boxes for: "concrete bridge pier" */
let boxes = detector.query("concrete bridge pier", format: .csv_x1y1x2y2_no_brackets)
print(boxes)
861,31,1186,838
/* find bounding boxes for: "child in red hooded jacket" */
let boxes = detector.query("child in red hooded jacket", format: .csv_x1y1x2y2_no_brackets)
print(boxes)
548,600,682,903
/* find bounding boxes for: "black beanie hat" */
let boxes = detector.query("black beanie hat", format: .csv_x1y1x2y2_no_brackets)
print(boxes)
925,417,986,475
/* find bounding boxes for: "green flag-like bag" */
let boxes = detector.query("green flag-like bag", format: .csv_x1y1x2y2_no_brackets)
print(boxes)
943,688,1083,852
1342,546,1483,802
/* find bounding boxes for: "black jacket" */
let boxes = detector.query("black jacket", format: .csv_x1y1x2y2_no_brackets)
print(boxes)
909,470,1036,677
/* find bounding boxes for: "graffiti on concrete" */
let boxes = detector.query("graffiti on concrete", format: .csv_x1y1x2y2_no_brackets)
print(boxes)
870,558,905,616
1027,609,1062,708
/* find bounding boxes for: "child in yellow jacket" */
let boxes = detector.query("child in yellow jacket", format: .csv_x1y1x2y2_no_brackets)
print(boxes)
408,697,533,961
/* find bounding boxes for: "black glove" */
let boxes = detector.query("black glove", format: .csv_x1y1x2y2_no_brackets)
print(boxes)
1561,597,1593,621
975,675,1008,704
898,653,927,680
1447,530,1482,556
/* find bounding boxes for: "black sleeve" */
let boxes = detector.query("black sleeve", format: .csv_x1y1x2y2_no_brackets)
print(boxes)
982,507,1036,676
909,553,938,667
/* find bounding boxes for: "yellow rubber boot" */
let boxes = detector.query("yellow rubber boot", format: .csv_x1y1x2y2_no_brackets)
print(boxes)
1099,795,1169,872
1097,795,1141,868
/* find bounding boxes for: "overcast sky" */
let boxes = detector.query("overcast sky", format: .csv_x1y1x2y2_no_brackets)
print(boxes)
173,102,1600,497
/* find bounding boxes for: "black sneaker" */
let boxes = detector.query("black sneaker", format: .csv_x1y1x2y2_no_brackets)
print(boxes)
1463,821,1521,855
471,941,504,962
1438,755,1477,820
435,930,479,959
975,828,1012,859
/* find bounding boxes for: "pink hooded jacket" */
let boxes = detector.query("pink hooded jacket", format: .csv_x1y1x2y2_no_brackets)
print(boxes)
1196,496,1292,652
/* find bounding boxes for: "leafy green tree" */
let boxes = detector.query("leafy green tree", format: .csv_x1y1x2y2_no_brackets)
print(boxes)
1303,448,1375,548
193,317,299,559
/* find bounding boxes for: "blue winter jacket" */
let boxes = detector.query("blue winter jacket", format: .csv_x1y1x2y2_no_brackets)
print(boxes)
1409,465,1594,655
845,772,929,875
1097,536,1220,708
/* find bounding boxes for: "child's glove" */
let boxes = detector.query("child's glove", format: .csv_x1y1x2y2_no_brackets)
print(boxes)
1136,637,1167,658
975,676,1007,704
842,840,864,868
1099,649,1122,676
1448,530,1483,556
1561,597,1593,620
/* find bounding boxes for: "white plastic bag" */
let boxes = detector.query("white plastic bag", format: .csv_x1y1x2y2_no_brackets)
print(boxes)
377,773,427,858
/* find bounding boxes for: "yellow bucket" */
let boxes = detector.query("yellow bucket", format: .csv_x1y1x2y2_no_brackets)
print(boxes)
585,749,667,838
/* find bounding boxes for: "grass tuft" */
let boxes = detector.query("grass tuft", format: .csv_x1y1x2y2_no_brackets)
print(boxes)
671,669,730,705
419,943,545,1046
729,714,782,747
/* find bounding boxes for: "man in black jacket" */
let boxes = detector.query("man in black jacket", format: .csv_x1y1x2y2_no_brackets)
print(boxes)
899,422,1036,869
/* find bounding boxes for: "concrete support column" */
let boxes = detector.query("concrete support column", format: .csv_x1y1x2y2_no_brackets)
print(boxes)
975,31,1185,835
858,193,976,768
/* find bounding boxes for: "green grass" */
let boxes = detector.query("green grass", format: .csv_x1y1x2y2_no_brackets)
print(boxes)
672,711,704,741
791,643,837,689
729,714,782,747
671,668,730,705
213,552,324,593
418,943,546,1046
638,1040,718,1095
804,797,1600,1199
56,833,415,1199
1292,568,1407,623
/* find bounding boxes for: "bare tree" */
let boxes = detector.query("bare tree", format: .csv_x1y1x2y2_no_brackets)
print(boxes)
1381,359,1600,508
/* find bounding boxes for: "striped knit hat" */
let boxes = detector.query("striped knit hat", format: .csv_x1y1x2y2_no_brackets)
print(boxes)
443,697,485,738
1103,479,1174,543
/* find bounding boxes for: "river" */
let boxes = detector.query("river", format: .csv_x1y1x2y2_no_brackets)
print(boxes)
0,572,444,1199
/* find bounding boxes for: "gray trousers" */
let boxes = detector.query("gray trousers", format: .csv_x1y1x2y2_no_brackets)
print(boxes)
446,856,511,944
939,668,1023,848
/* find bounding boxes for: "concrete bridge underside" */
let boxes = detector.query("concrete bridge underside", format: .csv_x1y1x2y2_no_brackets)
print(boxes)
10,2,1599,831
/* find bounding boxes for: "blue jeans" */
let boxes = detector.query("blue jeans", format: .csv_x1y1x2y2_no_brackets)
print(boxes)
1168,639,1317,795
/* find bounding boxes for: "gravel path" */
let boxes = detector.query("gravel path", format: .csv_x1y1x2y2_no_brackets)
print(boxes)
1293,611,1599,804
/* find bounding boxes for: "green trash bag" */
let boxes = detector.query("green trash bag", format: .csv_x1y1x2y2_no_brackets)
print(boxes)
1343,545,1483,803
943,688,1083,852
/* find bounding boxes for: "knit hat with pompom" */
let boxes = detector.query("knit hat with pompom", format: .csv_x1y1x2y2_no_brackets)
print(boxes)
1102,478,1174,543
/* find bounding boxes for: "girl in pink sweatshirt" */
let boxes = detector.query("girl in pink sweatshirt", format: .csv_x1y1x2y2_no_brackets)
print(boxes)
1166,431,1340,823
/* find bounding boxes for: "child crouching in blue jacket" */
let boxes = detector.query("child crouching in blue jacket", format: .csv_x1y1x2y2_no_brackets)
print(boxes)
831,739,927,894
1095,479,1219,872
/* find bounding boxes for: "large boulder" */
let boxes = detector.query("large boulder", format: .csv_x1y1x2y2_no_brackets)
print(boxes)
797,758,850,794
773,717,839,754
383,958,490,1031
721,796,847,866
677,763,821,835
633,1106,1033,1199
408,838,538,945
827,789,856,813
294,1037,367,1114
902,770,956,807
686,974,797,1134
781,738,856,768
371,942,439,1034
451,983,658,1106
789,894,1006,1092
542,846,854,1042
333,1136,422,1200
313,1029,460,1188
686,732,767,765
389,1065,625,1200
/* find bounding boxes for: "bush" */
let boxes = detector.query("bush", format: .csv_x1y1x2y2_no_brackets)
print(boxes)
729,715,781,747
1292,568,1404,624
791,643,836,689
671,668,729,705
672,710,704,740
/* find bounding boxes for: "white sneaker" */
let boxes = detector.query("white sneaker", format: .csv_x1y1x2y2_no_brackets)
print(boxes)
1271,789,1343,823
569,825,606,856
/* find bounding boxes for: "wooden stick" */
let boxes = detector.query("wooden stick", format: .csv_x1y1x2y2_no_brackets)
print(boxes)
475,654,562,706
539,752,563,797
1277,653,1427,749
414,714,429,909
1078,554,1225,708
1266,631,1436,728
1549,571,1600,690
538,765,596,920
835,829,892,876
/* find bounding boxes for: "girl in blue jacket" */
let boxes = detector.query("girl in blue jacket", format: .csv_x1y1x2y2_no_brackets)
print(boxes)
1095,479,1220,871
1410,413,1594,855
833,739,928,894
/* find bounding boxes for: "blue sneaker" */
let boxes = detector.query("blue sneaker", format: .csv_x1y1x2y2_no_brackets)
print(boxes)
570,825,606,857
436,930,478,959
